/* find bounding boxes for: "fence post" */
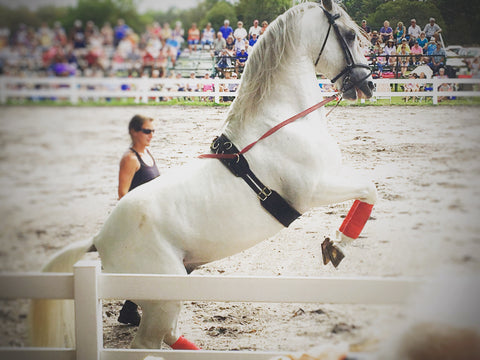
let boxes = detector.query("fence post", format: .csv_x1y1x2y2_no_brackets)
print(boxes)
70,77,79,105
74,260,102,360
432,78,438,105
214,76,220,103
0,77,5,104
141,77,149,104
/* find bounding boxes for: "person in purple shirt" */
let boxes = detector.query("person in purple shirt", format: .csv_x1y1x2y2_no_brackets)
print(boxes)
219,19,233,40
379,20,393,43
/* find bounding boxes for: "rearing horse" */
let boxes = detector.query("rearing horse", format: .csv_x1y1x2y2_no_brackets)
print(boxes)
30,0,377,350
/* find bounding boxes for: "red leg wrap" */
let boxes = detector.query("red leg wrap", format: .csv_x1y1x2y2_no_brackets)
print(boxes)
171,336,201,350
338,200,373,239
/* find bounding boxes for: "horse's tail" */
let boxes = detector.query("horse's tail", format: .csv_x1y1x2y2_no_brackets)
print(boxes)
29,237,94,348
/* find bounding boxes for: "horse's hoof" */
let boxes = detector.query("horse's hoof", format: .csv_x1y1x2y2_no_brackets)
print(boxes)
118,301,141,326
321,237,345,268
321,238,331,265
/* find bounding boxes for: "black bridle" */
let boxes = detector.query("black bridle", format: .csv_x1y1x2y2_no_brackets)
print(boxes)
314,6,372,93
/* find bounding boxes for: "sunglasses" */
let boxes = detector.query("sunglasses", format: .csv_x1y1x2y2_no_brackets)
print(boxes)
140,128,155,134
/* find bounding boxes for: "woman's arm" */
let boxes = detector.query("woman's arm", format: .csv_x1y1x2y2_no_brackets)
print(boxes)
118,151,140,199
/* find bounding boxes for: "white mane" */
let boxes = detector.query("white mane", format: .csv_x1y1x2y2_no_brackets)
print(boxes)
225,1,366,128
226,2,316,126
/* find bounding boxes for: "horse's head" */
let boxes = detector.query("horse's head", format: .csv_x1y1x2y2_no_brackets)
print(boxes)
306,0,374,100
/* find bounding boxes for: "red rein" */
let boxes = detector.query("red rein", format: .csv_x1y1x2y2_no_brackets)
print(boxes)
198,95,338,160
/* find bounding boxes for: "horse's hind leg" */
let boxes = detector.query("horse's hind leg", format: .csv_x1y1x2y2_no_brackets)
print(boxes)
132,300,201,350
131,300,179,348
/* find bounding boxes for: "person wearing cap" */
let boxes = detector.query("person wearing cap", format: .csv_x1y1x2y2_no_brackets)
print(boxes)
408,19,422,44
384,38,396,55
248,19,261,39
248,33,258,53
396,38,410,53
424,17,442,41
370,30,379,46
361,20,371,35
383,38,397,66
235,48,248,74
426,37,437,55
234,21,247,43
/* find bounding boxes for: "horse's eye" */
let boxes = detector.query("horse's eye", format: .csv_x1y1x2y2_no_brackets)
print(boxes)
346,31,356,42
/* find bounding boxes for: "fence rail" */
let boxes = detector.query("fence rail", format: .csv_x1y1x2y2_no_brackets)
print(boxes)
0,259,421,360
1,76,479,105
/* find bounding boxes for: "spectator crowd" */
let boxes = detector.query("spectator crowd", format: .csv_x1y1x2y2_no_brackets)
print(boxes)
361,17,448,77
0,17,271,80
0,13,476,97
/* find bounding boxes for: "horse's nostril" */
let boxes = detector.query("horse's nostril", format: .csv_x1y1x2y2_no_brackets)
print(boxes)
367,81,374,91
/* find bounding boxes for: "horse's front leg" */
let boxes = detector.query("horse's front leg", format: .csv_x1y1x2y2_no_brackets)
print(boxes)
312,172,377,267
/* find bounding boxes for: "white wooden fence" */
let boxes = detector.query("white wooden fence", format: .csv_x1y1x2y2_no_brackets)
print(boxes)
0,259,421,360
1,76,479,105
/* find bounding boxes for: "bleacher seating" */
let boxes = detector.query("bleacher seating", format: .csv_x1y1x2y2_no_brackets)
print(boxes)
173,49,215,77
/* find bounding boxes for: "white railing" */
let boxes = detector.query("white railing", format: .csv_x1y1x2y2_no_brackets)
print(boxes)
371,77,480,104
1,76,479,105
0,259,421,360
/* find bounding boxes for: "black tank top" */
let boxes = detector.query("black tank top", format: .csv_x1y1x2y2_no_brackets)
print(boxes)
129,148,160,191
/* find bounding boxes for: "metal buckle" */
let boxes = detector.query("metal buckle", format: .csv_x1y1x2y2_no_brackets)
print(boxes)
257,187,272,201
211,137,220,151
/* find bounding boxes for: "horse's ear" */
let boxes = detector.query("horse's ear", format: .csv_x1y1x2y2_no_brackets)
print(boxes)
322,0,333,11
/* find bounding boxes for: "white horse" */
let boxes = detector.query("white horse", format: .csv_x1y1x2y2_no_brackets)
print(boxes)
30,0,377,350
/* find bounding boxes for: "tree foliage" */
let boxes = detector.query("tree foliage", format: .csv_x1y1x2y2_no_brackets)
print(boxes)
2,0,477,46
430,0,480,45
343,0,383,23
343,0,478,46
366,0,444,33
204,2,237,32
235,0,291,25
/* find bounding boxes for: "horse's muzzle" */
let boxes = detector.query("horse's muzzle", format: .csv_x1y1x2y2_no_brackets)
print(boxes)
342,69,374,100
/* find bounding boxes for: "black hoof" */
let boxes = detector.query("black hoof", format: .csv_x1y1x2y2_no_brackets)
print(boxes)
321,237,345,268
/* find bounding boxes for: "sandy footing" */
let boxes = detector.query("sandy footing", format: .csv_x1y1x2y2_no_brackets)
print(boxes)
0,105,479,352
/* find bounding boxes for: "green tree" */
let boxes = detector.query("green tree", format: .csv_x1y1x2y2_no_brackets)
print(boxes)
203,1,237,32
343,0,384,24
235,0,291,27
63,0,142,33
432,0,480,45
366,0,444,35
35,6,70,27
0,5,40,33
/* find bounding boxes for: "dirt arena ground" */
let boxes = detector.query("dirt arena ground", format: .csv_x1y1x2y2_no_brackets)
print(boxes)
0,105,479,353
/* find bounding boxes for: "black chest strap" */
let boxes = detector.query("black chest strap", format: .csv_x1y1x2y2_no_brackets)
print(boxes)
211,134,301,227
